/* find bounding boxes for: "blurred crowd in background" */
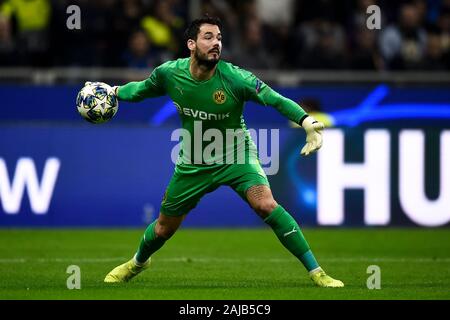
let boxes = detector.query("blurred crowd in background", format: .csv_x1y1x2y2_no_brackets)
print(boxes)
0,0,449,70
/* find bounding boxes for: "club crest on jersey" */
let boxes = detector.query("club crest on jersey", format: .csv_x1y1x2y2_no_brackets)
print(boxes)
213,89,226,104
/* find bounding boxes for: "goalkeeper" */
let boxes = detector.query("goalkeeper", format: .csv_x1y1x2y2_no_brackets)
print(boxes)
104,16,343,288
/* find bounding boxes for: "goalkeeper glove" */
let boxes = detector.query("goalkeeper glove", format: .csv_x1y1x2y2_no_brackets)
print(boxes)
300,116,324,156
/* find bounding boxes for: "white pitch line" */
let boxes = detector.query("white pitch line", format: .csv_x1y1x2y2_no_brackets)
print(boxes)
0,257,449,263
0,258,27,263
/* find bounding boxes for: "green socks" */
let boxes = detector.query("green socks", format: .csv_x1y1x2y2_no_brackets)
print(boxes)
135,220,167,264
264,205,319,272
135,206,319,271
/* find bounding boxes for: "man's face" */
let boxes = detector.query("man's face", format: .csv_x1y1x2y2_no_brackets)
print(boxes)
191,24,222,67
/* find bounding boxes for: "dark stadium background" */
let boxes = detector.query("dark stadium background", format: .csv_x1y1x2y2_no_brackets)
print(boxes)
0,0,449,301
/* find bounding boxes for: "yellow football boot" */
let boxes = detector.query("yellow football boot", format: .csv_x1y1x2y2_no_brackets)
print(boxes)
310,268,344,288
104,258,151,283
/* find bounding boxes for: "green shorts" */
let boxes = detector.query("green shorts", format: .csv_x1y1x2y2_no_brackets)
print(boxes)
160,163,269,216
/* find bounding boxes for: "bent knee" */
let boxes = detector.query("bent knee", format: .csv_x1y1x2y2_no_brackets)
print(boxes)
155,224,177,239
252,200,278,217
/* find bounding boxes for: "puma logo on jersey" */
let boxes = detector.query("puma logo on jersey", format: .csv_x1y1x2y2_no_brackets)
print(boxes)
175,86,184,95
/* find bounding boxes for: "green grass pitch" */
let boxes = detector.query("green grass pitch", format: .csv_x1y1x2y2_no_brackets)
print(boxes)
0,228,449,300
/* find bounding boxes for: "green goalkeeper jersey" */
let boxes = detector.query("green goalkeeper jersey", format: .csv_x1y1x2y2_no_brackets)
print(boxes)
117,58,307,166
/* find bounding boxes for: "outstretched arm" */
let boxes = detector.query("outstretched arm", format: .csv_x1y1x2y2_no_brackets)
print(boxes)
113,66,165,102
242,74,324,156
260,88,308,126
262,90,325,156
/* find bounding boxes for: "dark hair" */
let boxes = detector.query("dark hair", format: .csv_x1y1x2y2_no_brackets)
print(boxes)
184,15,222,41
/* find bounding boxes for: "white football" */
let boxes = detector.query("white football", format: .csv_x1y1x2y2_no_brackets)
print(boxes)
76,82,118,124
